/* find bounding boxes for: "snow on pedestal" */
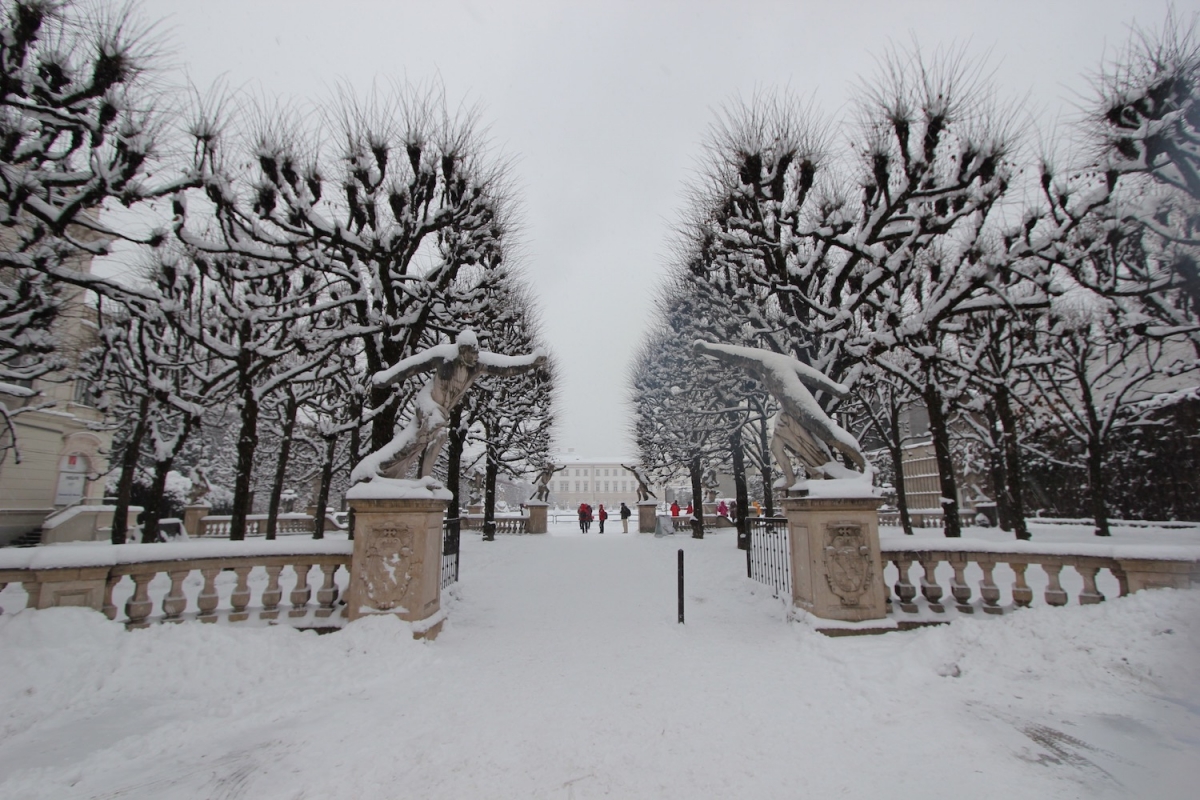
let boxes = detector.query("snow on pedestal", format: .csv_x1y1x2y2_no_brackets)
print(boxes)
345,477,451,638
784,471,886,625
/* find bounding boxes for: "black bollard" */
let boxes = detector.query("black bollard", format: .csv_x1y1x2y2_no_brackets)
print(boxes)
677,549,684,624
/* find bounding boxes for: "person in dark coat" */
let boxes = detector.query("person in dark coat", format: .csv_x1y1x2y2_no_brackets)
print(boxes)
619,502,632,533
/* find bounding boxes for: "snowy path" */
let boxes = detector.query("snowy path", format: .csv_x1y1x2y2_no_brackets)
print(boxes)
1,524,1198,799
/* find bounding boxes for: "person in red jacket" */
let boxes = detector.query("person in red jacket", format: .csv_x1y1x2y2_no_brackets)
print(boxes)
685,502,693,516
578,502,589,534
670,501,680,517
598,504,608,533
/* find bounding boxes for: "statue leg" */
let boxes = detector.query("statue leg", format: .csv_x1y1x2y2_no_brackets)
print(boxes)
416,429,449,478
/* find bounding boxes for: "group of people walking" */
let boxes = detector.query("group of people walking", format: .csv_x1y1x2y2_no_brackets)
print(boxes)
577,502,633,533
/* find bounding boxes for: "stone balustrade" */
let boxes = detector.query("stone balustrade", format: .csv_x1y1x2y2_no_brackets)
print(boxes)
195,513,316,538
881,539,1200,616
0,539,353,628
461,515,527,535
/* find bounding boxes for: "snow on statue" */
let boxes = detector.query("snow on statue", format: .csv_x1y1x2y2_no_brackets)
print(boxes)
693,340,868,491
352,330,547,484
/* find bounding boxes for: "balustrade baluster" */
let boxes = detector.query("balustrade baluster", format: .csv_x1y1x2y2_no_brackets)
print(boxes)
162,570,189,620
893,558,917,613
22,579,36,609
125,573,155,627
0,581,5,614
919,557,945,612
978,561,1002,614
1010,563,1033,607
290,564,313,617
949,556,973,613
1043,562,1068,606
102,575,121,620
229,566,252,621
197,568,220,621
261,565,284,620
1077,565,1105,605
1112,567,1130,597
316,564,340,618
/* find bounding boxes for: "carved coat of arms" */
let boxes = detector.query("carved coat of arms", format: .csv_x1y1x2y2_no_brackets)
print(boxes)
823,523,872,606
363,524,422,610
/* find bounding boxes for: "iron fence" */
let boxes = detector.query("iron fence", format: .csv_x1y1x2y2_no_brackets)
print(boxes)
442,517,460,589
748,517,790,598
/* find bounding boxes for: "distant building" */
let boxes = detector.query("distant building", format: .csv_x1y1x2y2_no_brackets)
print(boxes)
547,451,659,511
0,238,110,545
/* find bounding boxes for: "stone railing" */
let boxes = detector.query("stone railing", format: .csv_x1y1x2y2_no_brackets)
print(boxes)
196,513,315,538
462,515,527,535
878,510,945,528
0,539,352,628
880,538,1200,617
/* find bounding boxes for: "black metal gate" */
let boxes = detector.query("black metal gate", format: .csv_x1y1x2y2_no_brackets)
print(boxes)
442,517,460,589
748,517,791,598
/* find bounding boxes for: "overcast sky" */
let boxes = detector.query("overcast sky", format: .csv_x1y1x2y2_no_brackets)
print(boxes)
125,0,1179,458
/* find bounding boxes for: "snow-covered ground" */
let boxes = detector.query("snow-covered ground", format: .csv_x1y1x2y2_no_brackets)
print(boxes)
1,522,1197,799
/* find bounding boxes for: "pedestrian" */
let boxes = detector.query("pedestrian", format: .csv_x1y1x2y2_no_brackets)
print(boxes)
578,502,588,533
730,500,738,520
619,502,631,533
586,503,594,533
753,500,762,517
598,504,608,533
685,502,693,516
717,500,728,518
670,501,680,517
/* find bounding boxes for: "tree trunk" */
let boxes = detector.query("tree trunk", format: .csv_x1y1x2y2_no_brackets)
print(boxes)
446,405,465,520
731,427,750,551
229,391,260,541
483,443,498,542
923,382,962,538
689,452,704,539
887,408,914,536
759,416,775,517
140,416,198,544
313,435,337,540
986,402,1013,532
265,390,298,540
111,395,151,544
995,387,1030,540
1086,435,1112,537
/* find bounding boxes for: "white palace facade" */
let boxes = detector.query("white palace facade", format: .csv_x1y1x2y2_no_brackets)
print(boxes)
546,451,660,512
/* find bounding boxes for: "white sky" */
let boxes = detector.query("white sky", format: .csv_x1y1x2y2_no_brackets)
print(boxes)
119,0,1183,458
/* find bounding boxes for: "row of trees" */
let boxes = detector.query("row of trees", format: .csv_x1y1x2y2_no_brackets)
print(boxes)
0,0,555,541
631,15,1200,539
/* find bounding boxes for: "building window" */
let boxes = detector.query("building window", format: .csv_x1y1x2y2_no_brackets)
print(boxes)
575,481,580,491
584,482,589,491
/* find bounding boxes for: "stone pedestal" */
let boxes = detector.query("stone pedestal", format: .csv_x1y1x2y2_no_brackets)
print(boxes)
783,495,886,623
468,503,483,516
345,494,448,638
182,504,211,538
525,502,548,534
637,501,657,533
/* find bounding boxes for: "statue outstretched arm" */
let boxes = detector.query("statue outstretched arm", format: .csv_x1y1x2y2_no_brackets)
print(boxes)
479,348,548,377
372,343,458,387
791,361,850,399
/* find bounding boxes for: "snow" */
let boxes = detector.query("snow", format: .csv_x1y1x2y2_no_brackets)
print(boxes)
0,538,352,571
0,521,1196,798
344,475,453,501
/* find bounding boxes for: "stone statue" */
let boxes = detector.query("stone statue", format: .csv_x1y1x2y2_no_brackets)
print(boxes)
621,463,657,503
529,463,564,502
186,466,211,505
694,340,867,489
702,468,719,503
467,469,484,505
351,330,547,483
